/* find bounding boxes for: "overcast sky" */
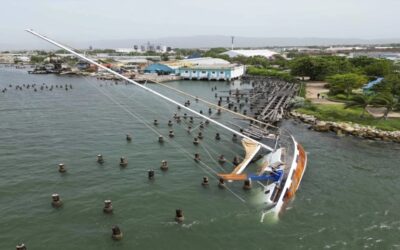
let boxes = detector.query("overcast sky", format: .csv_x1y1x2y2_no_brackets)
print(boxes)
1,0,399,49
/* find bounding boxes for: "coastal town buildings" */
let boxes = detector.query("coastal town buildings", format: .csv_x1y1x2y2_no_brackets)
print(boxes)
116,42,172,54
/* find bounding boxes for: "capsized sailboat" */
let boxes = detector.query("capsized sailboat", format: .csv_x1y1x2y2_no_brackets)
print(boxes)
26,29,307,221
218,132,307,220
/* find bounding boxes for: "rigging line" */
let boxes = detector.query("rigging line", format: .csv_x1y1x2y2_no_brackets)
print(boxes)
196,160,246,203
25,29,274,152
199,141,236,167
87,80,247,205
157,135,246,203
109,84,193,136
85,78,175,140
122,83,178,115
83,77,162,137
115,87,241,169
190,103,230,133
69,78,235,166
199,142,226,172
85,77,219,176
144,78,273,128
173,111,246,158
197,127,246,157
109,84,234,158
89,78,238,181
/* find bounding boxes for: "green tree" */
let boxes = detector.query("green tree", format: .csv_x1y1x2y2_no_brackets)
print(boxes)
349,56,377,68
345,94,374,118
290,56,314,80
364,60,393,77
373,73,400,96
231,55,248,65
246,66,294,81
30,55,46,64
371,93,400,120
290,56,348,81
327,56,354,74
327,73,368,98
203,47,228,58
271,54,288,68
161,53,169,61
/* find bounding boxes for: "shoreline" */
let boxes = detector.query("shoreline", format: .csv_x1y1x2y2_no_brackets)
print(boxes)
290,110,400,143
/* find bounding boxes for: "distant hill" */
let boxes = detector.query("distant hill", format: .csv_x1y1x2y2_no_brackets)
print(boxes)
3,35,400,51
88,35,400,49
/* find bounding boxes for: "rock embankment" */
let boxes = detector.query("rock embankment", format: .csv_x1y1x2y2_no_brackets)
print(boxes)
290,111,400,143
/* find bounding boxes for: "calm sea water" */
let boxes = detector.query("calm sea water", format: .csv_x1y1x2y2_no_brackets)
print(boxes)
1,66,400,250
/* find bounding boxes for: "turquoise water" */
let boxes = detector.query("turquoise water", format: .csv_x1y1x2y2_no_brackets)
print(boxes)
1,67,400,249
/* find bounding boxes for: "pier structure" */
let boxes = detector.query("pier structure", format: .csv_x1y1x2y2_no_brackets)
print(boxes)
213,76,298,125
242,75,298,124
209,75,299,140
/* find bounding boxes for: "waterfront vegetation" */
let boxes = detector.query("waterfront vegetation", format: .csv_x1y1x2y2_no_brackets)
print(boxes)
297,103,400,131
284,53,400,129
246,66,293,81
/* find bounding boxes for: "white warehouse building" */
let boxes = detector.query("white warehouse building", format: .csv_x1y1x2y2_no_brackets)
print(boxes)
165,57,245,81
176,64,245,81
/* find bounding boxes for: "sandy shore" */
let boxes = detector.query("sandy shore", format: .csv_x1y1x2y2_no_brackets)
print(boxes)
305,82,342,105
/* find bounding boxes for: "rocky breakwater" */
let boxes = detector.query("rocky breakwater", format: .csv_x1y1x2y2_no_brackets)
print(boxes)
290,111,400,143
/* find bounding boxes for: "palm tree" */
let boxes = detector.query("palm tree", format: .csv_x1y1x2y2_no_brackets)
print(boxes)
345,94,374,118
371,93,400,120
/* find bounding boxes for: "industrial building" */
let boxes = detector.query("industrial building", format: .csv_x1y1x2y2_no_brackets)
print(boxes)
173,57,244,80
221,49,278,59
176,64,245,81
143,57,245,81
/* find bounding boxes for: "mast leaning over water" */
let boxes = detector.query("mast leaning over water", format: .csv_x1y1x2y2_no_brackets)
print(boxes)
25,29,273,152
25,29,308,220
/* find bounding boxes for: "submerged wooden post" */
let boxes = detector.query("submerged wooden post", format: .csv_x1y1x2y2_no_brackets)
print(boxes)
97,154,104,164
103,200,113,214
194,153,200,162
119,157,128,167
58,163,66,173
16,243,27,250
218,155,226,164
148,169,155,180
51,193,63,208
111,225,123,240
160,160,168,171
175,209,184,223
202,176,209,186
243,179,252,190
218,178,226,189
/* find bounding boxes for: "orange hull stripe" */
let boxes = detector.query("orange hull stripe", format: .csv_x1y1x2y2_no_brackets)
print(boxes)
285,144,307,199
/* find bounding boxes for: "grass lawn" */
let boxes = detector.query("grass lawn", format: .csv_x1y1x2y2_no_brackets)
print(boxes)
296,104,400,131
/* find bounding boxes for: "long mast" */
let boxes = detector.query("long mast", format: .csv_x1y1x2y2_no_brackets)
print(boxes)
25,29,273,151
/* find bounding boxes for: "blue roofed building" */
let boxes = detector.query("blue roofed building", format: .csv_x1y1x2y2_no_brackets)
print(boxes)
144,63,175,75
363,77,384,93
